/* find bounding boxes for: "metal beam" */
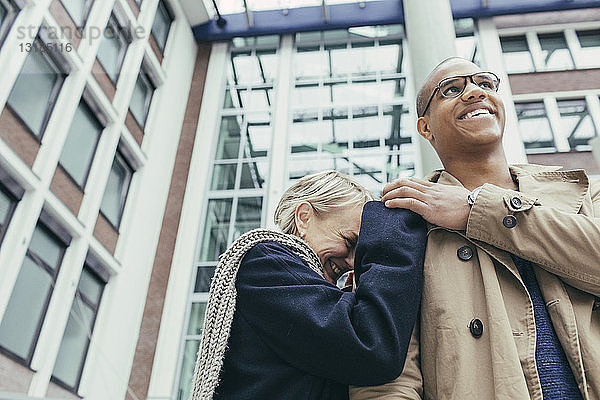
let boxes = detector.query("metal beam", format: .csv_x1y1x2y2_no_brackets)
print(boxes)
192,0,600,42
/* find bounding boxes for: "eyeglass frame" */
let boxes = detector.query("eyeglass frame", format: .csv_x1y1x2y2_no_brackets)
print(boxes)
419,71,501,118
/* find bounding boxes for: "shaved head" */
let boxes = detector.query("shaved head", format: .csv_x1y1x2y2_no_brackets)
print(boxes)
416,57,477,117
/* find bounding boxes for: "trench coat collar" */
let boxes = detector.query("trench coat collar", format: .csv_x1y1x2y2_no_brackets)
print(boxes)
425,163,589,215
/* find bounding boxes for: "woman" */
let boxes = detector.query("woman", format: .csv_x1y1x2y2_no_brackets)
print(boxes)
191,170,426,400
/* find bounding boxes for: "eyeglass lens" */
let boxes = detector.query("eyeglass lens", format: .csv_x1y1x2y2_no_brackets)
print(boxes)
439,73,499,98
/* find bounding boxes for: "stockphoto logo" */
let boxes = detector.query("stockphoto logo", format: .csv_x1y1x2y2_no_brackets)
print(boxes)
16,23,146,46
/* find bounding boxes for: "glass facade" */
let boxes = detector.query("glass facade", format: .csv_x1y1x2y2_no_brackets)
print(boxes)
290,26,414,195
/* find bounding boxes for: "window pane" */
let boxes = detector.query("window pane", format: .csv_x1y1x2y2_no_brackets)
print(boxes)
244,122,271,158
295,47,329,81
558,99,597,148
199,198,232,262
7,44,61,136
59,102,103,187
130,74,152,127
233,196,262,240
100,155,132,227
500,36,534,73
0,256,53,359
538,32,573,70
456,35,478,63
230,50,278,85
194,267,215,293
215,116,241,160
29,225,63,270
515,102,555,150
176,340,200,400
52,299,94,389
61,0,86,26
97,27,124,82
0,190,12,226
187,302,207,335
577,30,600,68
77,268,103,306
239,160,268,189
210,163,237,190
151,1,171,51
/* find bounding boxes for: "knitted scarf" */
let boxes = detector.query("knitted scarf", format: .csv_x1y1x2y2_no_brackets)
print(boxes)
189,228,323,400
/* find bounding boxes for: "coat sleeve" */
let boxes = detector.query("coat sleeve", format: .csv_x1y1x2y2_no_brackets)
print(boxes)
466,179,600,297
349,320,423,399
235,201,426,386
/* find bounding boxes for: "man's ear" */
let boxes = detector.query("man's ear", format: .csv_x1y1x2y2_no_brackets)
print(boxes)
294,202,313,234
417,116,434,143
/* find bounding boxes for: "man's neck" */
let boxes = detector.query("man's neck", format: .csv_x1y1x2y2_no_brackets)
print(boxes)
442,151,518,191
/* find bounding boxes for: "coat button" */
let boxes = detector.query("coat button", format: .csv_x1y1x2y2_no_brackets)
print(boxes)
510,197,522,209
469,318,484,338
503,215,517,228
457,245,473,261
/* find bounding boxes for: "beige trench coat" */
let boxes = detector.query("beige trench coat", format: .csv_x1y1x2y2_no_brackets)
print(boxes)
351,164,600,400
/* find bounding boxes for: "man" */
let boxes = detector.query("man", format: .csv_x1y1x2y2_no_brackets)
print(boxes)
350,57,600,399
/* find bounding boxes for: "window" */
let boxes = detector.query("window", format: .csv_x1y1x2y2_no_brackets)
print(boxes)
0,220,70,364
577,29,600,68
0,0,18,45
0,172,23,245
58,100,104,188
151,0,173,52
52,258,107,392
291,26,414,194
100,150,133,228
176,300,206,400
515,101,555,151
557,99,597,149
6,39,66,138
129,69,156,128
60,0,92,27
500,35,534,74
537,32,574,71
96,14,129,83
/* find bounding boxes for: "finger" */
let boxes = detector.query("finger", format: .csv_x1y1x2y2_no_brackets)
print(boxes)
407,177,434,187
381,186,428,203
383,177,431,196
384,197,428,216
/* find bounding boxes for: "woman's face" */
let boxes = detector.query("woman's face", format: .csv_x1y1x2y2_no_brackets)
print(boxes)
302,204,363,284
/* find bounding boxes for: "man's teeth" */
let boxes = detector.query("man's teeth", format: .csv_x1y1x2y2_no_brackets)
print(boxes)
463,109,490,119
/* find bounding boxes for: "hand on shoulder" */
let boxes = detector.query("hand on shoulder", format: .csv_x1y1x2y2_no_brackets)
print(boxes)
382,177,470,231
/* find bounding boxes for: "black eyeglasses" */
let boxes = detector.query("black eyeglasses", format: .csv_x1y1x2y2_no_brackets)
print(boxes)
419,72,500,117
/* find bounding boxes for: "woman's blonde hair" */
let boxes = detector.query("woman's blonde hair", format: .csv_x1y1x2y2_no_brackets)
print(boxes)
274,170,376,235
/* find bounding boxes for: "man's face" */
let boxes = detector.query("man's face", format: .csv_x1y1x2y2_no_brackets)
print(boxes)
417,60,506,157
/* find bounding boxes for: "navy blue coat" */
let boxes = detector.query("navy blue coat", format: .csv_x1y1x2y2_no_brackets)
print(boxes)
215,201,426,399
